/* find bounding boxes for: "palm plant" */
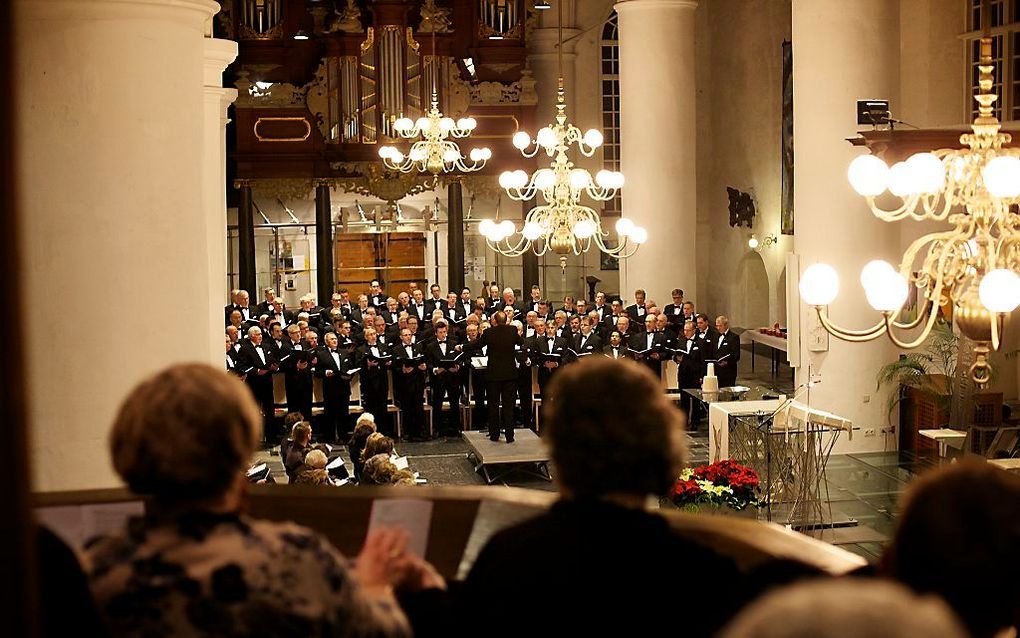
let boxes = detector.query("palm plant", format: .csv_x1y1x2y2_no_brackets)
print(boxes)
876,320,957,418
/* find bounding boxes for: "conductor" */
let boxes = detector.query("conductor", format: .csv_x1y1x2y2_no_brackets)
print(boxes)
463,310,523,442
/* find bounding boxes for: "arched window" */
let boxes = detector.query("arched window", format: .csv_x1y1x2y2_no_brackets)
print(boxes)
963,0,1020,121
600,11,622,215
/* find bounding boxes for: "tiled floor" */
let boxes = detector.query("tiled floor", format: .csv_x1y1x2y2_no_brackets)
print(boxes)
257,346,933,563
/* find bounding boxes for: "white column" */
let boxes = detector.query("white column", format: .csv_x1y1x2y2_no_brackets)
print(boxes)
203,38,239,359
793,0,900,453
14,0,221,491
616,0,697,306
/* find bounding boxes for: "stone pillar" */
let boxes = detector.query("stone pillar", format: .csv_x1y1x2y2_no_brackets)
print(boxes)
14,0,221,491
793,0,900,453
447,180,466,293
203,37,238,359
314,179,334,303
616,0,698,306
235,179,257,296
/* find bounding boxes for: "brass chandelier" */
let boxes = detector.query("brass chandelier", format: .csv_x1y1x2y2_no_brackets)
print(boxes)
799,29,1020,386
478,0,644,269
378,26,490,175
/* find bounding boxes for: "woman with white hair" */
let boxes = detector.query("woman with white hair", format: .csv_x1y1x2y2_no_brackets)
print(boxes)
294,449,332,486
82,364,425,637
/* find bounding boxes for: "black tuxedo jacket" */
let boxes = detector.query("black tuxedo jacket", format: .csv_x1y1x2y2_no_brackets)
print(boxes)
697,328,720,360
466,323,523,382
425,337,461,375
425,298,445,314
440,305,467,327
572,331,603,355
629,330,666,354
368,293,386,309
625,304,649,330
257,300,283,316
380,310,400,326
408,302,430,324
236,341,278,381
603,343,632,360
713,331,741,365
675,337,705,385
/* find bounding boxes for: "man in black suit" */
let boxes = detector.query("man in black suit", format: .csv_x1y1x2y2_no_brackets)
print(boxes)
319,293,345,327
592,290,609,322
224,289,241,325
257,287,281,317
460,287,474,317
442,292,467,336
281,324,313,420
461,323,487,429
463,310,524,442
528,318,569,397
225,334,243,378
236,326,279,444
526,285,543,314
409,288,430,325
511,320,535,431
615,315,636,345
630,314,666,377
484,284,502,312
675,320,705,422
426,284,445,314
356,326,392,434
662,288,686,335
603,330,631,360
349,294,370,331
392,327,428,441
626,289,648,333
381,297,401,326
572,316,603,357
315,331,353,441
426,321,462,434
600,299,626,338
695,313,719,362
713,315,741,387
269,298,294,328
368,279,386,309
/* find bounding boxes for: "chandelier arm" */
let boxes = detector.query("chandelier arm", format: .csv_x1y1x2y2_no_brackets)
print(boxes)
890,300,936,330
991,312,1002,350
814,306,889,341
882,303,941,350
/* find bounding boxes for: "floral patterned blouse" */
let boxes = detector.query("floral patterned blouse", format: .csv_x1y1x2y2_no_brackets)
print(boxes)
82,511,410,638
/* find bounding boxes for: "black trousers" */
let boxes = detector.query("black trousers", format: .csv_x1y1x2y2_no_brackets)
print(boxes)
516,369,533,429
487,378,517,440
396,372,427,439
322,388,351,441
247,376,275,443
430,372,461,432
285,374,313,421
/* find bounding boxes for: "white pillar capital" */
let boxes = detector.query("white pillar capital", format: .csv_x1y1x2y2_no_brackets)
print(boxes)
614,0,698,13
204,37,238,87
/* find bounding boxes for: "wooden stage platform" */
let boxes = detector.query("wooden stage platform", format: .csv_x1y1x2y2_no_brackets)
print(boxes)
462,429,552,485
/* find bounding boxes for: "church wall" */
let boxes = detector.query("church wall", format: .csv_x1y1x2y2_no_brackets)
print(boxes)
694,0,793,326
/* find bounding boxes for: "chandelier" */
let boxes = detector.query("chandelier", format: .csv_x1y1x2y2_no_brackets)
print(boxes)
478,1,644,269
378,27,490,175
799,32,1020,386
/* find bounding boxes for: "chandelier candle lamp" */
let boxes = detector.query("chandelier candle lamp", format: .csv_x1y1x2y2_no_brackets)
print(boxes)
378,24,490,175
799,33,1020,386
479,0,644,270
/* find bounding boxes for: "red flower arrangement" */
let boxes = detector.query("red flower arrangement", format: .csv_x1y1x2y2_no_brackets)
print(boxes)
671,460,762,511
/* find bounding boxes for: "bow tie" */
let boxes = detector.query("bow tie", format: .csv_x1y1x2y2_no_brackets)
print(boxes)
439,340,446,344
329,349,337,353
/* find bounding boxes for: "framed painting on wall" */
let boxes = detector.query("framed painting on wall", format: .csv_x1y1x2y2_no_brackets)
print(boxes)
781,40,794,235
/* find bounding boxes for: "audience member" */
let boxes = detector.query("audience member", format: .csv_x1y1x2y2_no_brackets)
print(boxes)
883,460,1020,638
462,357,741,636
293,449,332,486
284,421,312,482
362,454,399,486
361,432,396,464
348,413,377,483
82,363,424,637
719,578,967,638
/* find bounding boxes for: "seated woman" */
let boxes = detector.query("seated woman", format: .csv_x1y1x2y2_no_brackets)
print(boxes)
461,357,743,637
362,454,399,486
82,363,420,637
361,432,396,466
348,413,377,483
293,448,332,486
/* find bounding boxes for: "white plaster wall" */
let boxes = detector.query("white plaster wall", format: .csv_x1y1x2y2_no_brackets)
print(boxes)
695,0,793,325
